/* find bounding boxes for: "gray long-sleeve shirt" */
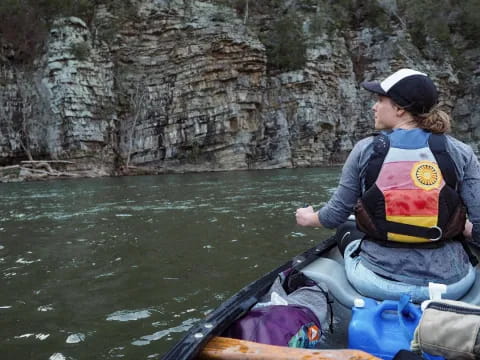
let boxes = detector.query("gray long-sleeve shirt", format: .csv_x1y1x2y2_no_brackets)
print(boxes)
319,129,480,286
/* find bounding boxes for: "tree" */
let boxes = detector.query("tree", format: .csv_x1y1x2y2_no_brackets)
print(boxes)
116,72,149,169
243,0,249,25
0,68,41,161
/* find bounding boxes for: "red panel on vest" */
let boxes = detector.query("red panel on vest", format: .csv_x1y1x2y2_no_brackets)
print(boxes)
384,189,440,216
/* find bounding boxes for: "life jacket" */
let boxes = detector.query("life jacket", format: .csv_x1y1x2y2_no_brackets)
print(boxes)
355,130,466,245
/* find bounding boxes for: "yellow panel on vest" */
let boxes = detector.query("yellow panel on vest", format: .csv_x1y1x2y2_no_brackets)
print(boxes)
386,215,438,243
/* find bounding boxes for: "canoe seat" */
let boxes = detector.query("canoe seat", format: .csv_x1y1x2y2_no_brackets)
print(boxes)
301,249,480,307
301,255,361,308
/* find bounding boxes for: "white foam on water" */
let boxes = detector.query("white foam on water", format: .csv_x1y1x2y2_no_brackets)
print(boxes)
38,305,54,312
290,232,307,238
106,309,152,322
36,333,50,340
95,272,115,279
0,305,12,309
108,346,125,357
212,207,232,213
132,339,150,346
214,293,226,301
16,258,40,264
66,333,85,344
49,353,66,360
132,318,199,346
14,333,49,341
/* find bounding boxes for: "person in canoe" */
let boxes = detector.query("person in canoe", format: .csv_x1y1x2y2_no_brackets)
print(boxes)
296,68,480,303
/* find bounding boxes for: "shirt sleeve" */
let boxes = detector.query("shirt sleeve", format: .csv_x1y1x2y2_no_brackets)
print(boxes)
318,140,365,229
459,148,480,243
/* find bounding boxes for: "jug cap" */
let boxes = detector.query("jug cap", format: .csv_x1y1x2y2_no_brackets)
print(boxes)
353,298,365,308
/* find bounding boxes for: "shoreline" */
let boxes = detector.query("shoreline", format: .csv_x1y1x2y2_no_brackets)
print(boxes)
0,162,344,183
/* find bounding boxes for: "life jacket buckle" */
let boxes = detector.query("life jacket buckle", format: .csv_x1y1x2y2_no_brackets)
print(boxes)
429,226,442,241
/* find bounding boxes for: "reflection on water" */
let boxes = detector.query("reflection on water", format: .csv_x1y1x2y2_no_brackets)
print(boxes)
0,168,340,359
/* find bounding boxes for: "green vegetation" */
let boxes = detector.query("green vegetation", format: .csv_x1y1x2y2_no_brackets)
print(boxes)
0,0,93,62
328,0,391,32
1,0,479,71
212,0,282,16
262,12,308,72
68,41,91,61
0,0,137,63
398,0,480,49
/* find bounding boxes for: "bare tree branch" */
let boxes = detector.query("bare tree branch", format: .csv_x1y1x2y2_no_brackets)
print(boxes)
115,70,149,171
244,0,249,25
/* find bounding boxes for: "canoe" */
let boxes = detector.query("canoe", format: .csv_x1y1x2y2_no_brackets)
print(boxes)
162,223,480,360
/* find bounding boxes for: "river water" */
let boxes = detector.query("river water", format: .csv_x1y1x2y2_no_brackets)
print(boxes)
0,168,340,359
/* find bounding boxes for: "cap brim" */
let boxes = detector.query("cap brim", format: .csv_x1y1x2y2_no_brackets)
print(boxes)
361,81,387,96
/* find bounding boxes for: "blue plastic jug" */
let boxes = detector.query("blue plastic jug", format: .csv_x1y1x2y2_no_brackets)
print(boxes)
348,296,422,360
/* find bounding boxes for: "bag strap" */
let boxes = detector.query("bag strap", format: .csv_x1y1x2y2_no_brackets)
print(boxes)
393,350,424,360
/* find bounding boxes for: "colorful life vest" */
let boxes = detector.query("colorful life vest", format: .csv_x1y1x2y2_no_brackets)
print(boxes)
355,130,466,244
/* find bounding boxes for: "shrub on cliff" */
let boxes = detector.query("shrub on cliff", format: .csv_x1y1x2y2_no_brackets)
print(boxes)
68,41,91,61
398,0,480,49
329,0,390,31
262,12,308,72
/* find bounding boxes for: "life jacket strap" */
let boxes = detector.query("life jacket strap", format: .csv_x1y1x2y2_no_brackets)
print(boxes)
364,132,390,190
457,234,479,266
376,219,442,241
429,133,458,189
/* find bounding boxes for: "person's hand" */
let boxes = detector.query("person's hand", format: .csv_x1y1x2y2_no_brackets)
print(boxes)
295,206,321,227
464,219,473,239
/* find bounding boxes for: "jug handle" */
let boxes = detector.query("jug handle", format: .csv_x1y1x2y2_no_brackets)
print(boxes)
374,300,399,318
398,294,422,338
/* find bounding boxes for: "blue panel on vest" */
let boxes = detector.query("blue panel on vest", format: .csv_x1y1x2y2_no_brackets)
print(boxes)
385,129,430,149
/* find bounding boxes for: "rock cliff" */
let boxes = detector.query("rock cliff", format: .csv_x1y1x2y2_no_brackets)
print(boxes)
0,0,479,179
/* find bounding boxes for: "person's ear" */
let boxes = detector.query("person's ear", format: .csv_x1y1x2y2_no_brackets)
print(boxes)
395,106,407,117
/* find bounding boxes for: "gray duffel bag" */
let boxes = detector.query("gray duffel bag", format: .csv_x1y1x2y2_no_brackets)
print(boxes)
412,300,480,359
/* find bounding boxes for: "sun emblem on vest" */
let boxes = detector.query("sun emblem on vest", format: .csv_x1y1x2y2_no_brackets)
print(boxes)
411,161,442,190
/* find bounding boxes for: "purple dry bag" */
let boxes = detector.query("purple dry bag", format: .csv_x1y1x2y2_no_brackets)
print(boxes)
224,269,331,348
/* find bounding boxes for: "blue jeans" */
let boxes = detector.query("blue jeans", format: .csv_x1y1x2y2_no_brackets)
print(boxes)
344,240,476,303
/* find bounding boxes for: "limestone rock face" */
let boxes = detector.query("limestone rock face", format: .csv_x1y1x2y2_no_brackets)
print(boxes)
0,0,479,176
41,17,116,175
